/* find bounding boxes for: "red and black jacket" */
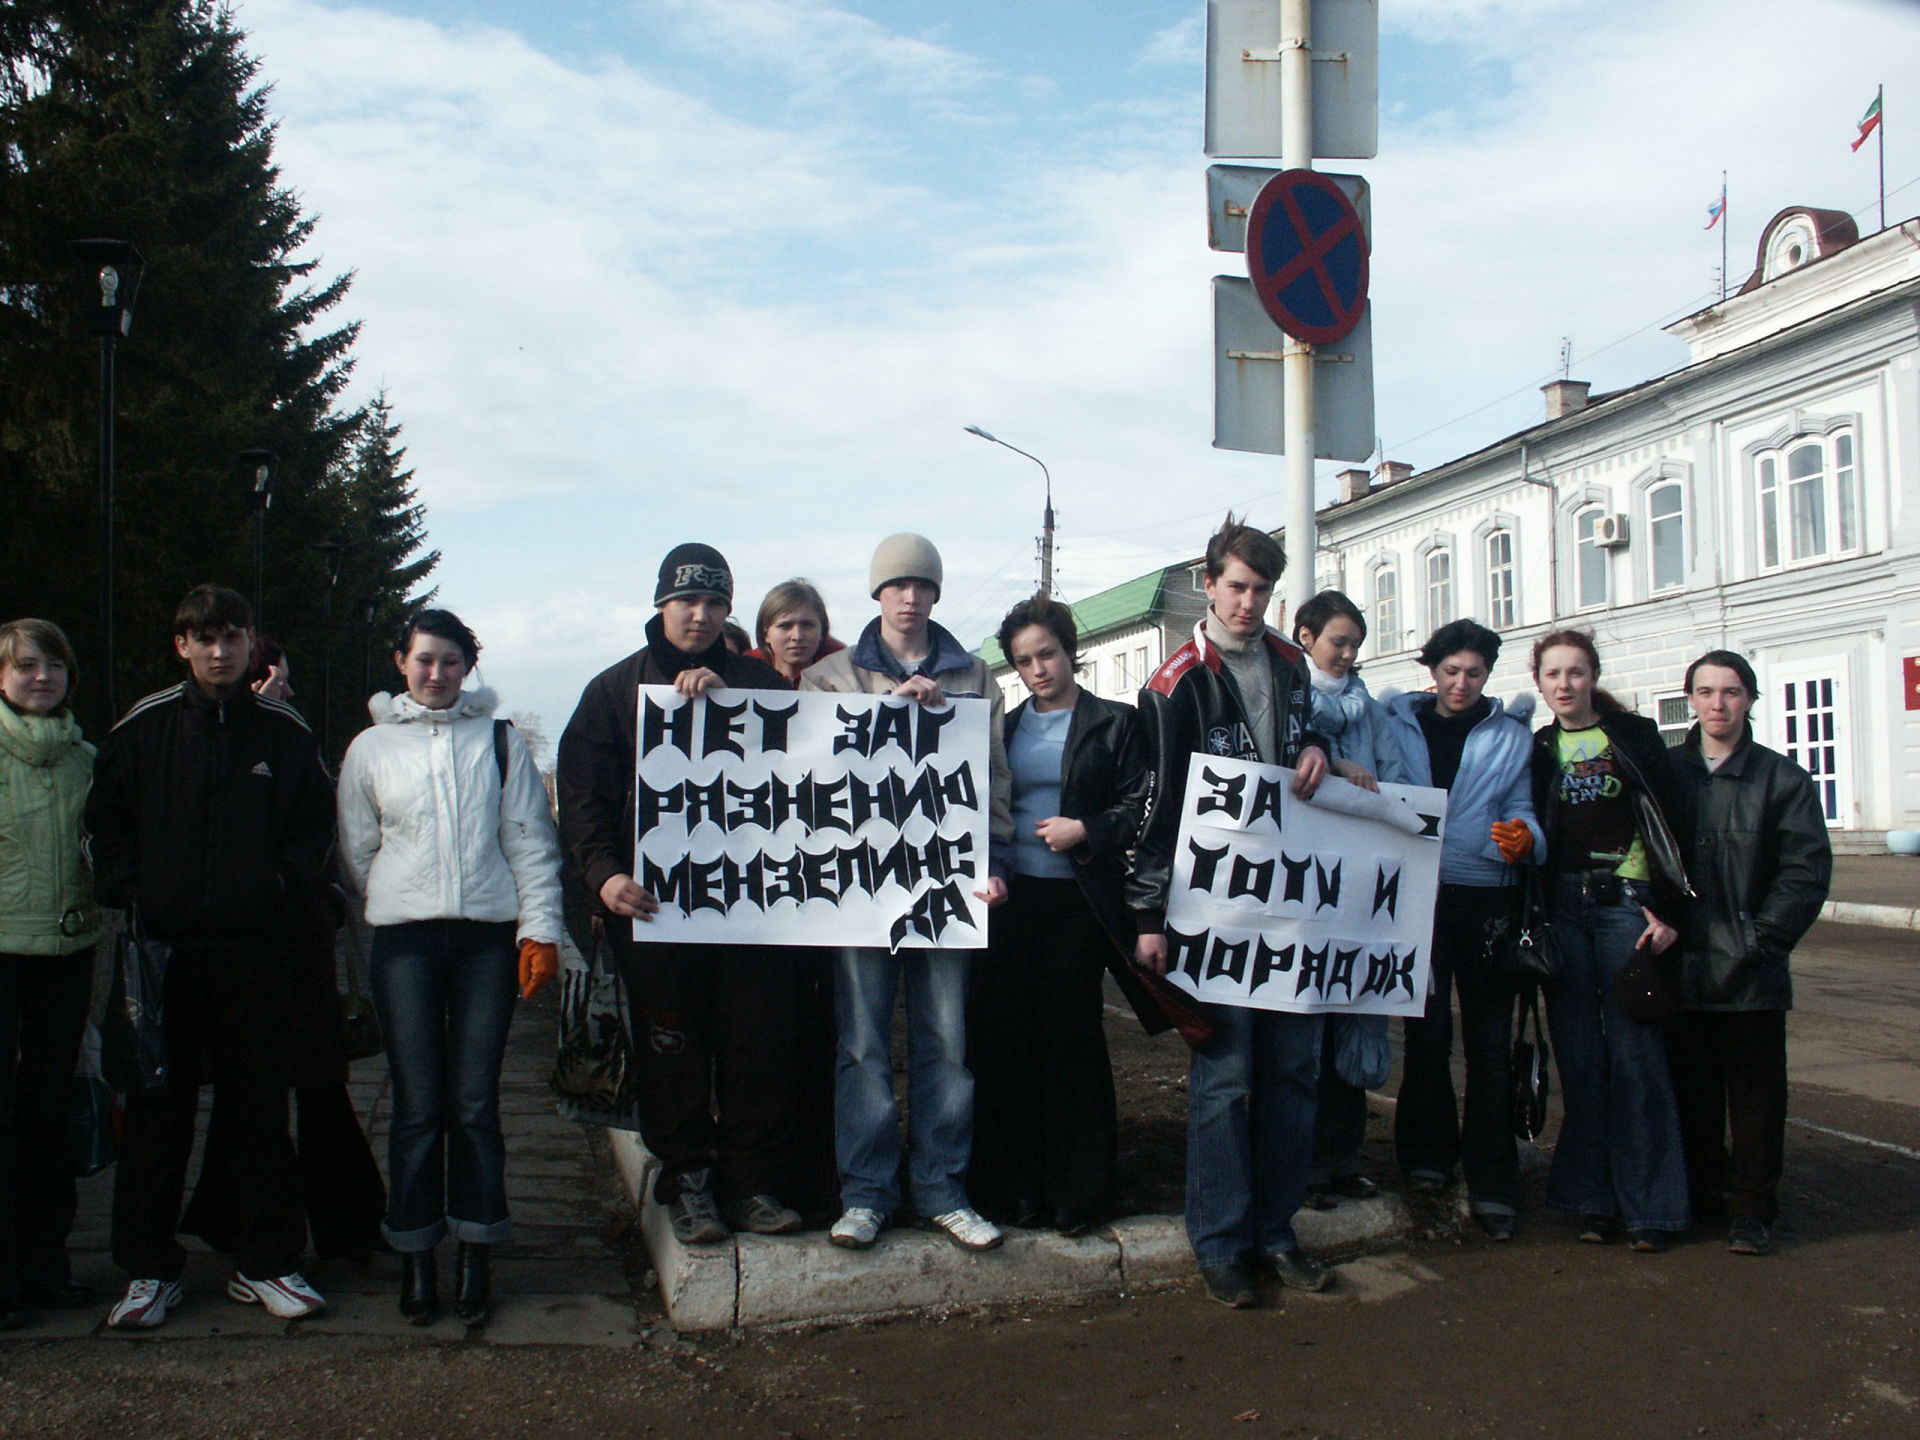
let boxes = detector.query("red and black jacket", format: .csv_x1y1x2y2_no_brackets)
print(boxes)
1125,621,1326,934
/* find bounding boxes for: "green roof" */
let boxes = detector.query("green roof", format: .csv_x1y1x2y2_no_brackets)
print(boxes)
974,567,1172,668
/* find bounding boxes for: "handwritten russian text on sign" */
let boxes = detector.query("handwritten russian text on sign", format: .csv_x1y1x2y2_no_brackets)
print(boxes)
1164,755,1447,1016
632,687,991,950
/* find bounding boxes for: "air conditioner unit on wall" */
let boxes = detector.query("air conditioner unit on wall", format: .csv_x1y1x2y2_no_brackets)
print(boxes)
1594,513,1630,547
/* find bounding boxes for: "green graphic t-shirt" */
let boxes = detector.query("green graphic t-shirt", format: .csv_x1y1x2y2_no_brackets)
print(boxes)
1553,725,1649,880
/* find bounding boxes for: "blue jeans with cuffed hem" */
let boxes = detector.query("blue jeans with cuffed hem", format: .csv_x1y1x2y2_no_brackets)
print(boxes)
1186,1002,1323,1268
1542,876,1690,1233
371,920,518,1253
834,946,973,1218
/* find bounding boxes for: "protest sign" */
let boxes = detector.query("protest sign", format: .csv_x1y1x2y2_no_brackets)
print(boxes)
1163,754,1447,1016
631,686,991,950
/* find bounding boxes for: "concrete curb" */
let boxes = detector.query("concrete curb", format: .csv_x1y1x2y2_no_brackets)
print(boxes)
607,1130,1420,1330
1821,900,1920,930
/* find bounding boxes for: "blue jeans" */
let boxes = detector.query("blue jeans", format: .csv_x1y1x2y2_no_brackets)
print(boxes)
371,920,518,1251
1187,1003,1323,1267
834,946,973,1217
1542,876,1690,1232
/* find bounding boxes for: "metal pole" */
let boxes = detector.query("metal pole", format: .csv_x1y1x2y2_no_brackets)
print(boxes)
252,508,265,627
1877,84,1886,232
1280,0,1316,623
1728,171,1743,301
97,333,116,726
963,426,1056,595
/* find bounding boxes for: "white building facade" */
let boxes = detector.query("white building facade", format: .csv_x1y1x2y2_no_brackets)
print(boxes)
986,207,1920,844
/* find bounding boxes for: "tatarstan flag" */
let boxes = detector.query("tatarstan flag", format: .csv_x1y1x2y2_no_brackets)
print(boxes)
1852,92,1882,152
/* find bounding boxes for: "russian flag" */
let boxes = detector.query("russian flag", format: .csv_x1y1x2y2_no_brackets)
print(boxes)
1705,188,1726,231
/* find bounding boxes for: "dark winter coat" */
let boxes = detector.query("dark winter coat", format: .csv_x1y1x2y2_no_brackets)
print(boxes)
84,681,335,943
556,617,789,908
1672,725,1832,1010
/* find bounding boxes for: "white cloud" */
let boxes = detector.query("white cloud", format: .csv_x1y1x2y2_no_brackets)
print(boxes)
230,0,1920,731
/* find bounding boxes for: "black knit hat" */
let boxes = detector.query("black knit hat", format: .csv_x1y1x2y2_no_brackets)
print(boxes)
654,543,734,606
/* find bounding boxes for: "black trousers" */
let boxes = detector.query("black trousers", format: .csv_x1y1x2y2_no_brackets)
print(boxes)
1668,1009,1788,1224
182,1082,387,1261
613,943,801,1204
1394,884,1522,1210
0,948,94,1304
111,943,304,1282
967,875,1117,1218
1311,1026,1371,1183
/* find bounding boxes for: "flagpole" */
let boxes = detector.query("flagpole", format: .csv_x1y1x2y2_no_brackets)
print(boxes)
1728,170,1743,299
1878,84,1886,231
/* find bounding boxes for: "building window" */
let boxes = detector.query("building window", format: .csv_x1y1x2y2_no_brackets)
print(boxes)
1485,529,1516,629
1134,646,1149,686
1425,547,1453,629
1648,482,1685,591
1757,429,1860,569
1574,505,1609,608
1372,565,1399,652
1655,693,1691,748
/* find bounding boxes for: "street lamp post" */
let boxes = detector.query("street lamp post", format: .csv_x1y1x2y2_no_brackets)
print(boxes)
357,595,378,704
72,239,146,726
964,425,1056,596
237,449,276,625
316,541,345,755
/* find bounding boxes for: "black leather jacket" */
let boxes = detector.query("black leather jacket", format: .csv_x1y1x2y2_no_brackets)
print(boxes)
1126,623,1325,931
1531,708,1695,926
1672,726,1832,1010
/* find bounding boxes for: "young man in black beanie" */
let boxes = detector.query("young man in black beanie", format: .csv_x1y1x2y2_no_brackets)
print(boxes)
557,543,805,1244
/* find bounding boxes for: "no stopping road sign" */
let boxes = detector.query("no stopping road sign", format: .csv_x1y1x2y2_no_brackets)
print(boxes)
1245,169,1369,346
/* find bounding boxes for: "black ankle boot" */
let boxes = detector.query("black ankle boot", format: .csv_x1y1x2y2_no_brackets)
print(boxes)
454,1241,491,1326
399,1250,438,1326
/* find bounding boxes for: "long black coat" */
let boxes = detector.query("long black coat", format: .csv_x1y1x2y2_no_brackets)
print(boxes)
1672,727,1832,1010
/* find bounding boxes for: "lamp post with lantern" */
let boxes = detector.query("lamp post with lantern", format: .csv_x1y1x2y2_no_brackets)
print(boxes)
236,448,276,625
71,238,146,725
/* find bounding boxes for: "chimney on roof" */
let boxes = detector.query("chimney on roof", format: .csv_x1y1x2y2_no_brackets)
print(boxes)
1337,468,1371,502
1542,378,1592,420
1373,460,1413,486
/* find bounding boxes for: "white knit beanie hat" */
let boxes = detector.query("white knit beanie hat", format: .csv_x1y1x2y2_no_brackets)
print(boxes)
868,533,943,599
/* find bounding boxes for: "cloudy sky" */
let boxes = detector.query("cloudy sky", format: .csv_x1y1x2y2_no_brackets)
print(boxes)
235,0,1918,731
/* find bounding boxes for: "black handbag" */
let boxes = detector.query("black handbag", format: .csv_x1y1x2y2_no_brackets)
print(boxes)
1511,987,1551,1142
101,909,173,1093
1483,866,1560,984
551,936,643,1129
1613,943,1683,1025
336,921,385,1061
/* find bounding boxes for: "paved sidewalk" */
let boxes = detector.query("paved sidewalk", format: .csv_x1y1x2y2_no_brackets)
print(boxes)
5,987,645,1346
1824,854,1920,929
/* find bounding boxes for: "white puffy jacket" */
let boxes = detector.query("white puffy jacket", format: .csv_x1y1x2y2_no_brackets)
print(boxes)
337,686,563,942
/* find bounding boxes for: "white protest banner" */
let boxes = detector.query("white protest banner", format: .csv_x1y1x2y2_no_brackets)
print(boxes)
631,686,991,950
1163,754,1448,1016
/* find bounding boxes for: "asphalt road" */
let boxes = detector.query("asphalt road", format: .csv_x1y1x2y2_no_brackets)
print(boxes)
2,919,1915,1440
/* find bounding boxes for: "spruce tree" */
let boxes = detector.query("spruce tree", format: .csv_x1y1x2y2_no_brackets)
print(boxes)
0,1,431,741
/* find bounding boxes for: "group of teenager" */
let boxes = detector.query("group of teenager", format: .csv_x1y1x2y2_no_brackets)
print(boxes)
0,510,1832,1331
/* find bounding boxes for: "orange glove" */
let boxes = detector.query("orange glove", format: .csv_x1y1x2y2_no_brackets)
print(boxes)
518,940,559,1000
1490,819,1534,865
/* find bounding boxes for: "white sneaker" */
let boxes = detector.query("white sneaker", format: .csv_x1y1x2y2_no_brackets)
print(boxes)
829,1206,885,1250
107,1278,184,1330
927,1208,1003,1252
226,1271,327,1319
